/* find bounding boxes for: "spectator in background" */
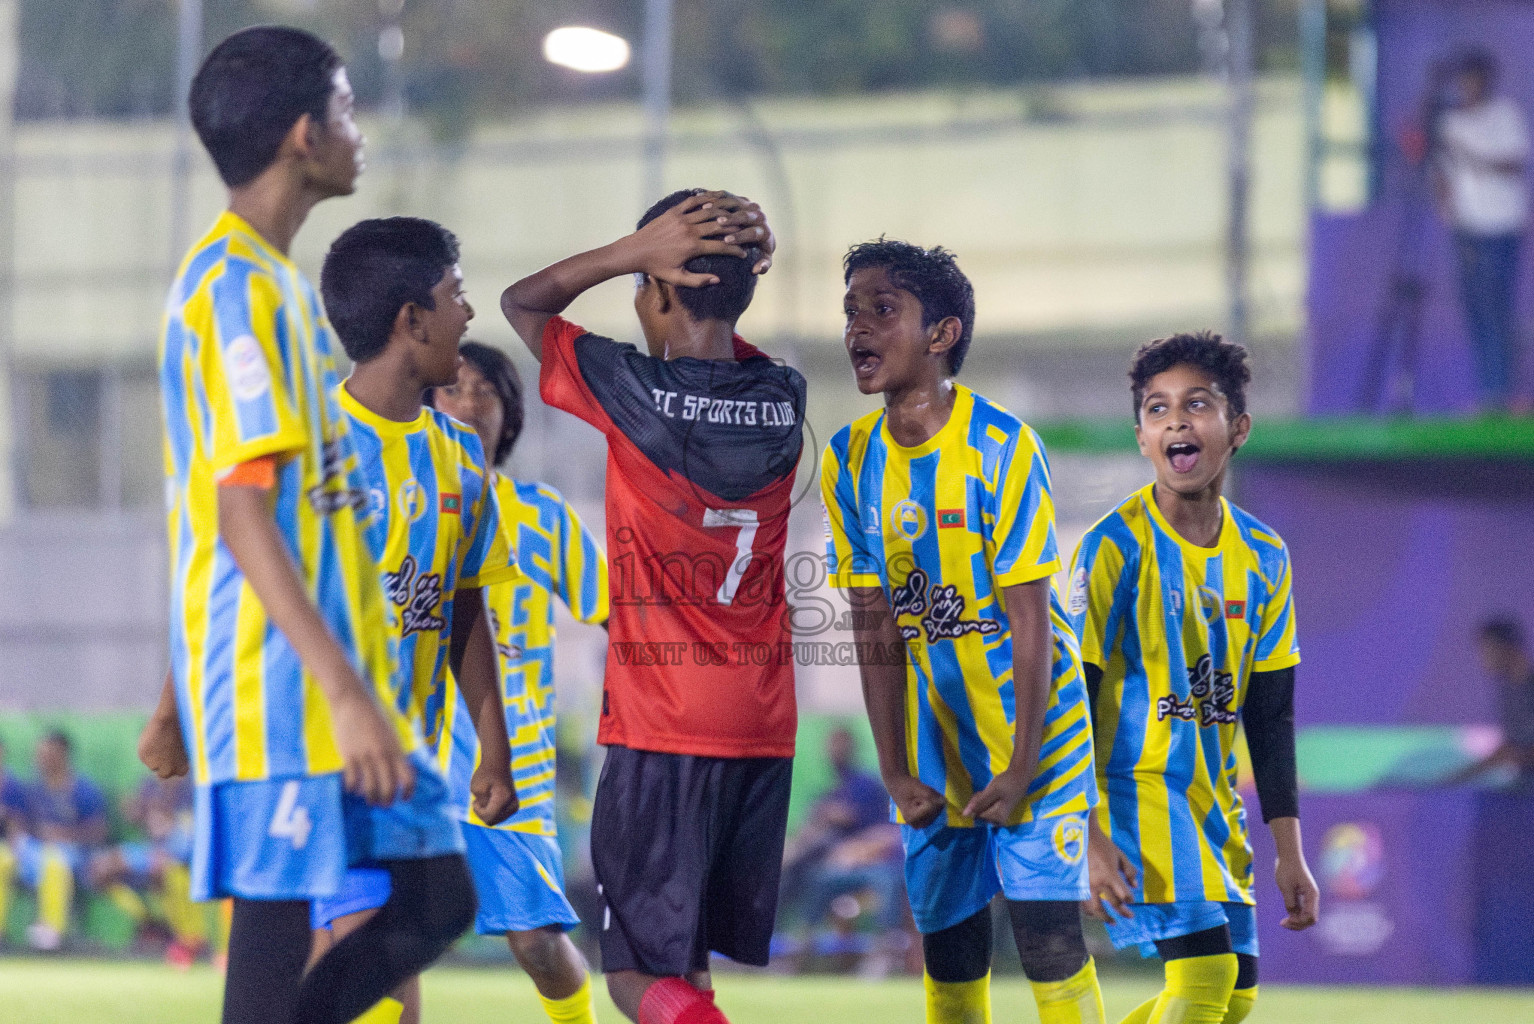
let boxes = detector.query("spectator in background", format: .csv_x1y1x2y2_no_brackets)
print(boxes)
1451,617,1534,786
12,731,108,950
0,736,31,940
1435,47,1531,412
778,728,907,968
89,775,204,966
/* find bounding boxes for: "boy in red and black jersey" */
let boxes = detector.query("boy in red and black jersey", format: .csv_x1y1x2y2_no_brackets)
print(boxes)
501,189,802,1024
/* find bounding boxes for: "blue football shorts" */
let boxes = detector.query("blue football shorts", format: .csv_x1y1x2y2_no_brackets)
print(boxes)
902,812,1091,934
191,749,462,903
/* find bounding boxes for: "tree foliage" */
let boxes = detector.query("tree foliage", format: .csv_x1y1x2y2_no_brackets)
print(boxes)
17,0,1301,123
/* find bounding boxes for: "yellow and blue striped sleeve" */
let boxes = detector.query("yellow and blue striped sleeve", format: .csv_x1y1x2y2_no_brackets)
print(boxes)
1253,543,1301,671
820,436,880,589
991,427,1061,587
455,439,520,591
556,497,608,625
199,263,307,472
1069,530,1131,670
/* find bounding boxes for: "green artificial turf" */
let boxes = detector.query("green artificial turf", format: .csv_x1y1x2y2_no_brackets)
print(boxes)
1,960,1531,1024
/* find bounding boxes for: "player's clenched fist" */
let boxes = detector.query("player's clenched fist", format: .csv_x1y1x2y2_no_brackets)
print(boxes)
886,773,946,829
331,689,414,806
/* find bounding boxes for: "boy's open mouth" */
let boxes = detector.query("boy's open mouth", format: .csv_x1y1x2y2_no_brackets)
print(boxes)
1166,441,1200,474
849,345,881,377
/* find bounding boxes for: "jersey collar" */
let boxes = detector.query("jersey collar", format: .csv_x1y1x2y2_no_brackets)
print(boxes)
337,380,430,437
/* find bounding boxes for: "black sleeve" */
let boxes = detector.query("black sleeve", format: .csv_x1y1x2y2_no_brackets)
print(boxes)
1242,667,1299,823
1084,663,1103,723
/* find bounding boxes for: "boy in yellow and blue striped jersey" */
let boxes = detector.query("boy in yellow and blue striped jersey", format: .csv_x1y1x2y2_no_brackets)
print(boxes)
1068,333,1319,1024
309,218,524,1024
821,240,1105,1024
146,27,475,1024
432,340,609,1024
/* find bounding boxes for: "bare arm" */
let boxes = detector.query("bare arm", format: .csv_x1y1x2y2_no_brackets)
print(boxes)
218,482,412,805
1270,816,1320,930
449,588,517,826
964,578,1052,825
138,670,190,780
847,586,944,828
500,191,770,360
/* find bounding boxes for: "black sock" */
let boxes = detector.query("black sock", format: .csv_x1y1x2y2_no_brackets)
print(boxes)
221,898,311,1024
1006,899,1090,983
293,854,476,1024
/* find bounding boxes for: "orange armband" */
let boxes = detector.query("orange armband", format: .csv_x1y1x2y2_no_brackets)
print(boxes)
216,455,277,489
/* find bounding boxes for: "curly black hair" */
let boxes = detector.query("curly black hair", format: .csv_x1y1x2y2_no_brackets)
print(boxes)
1129,331,1251,422
843,238,976,374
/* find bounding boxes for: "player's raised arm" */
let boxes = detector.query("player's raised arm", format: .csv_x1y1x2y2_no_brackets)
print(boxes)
217,478,412,806
499,191,767,360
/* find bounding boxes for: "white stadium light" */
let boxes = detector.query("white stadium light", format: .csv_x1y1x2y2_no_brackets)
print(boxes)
543,26,631,74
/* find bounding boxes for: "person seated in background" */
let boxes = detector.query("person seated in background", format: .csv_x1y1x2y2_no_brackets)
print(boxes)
777,728,906,967
1450,617,1534,786
11,731,109,950
0,735,32,941
88,774,205,965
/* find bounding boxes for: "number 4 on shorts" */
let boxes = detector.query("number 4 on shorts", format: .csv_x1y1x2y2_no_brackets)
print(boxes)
269,780,313,850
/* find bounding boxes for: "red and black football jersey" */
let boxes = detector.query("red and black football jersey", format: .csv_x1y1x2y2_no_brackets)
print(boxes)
540,316,804,758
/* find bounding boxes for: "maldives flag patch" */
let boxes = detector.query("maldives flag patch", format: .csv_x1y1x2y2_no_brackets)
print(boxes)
1225,599,1246,620
938,509,965,529
440,493,462,514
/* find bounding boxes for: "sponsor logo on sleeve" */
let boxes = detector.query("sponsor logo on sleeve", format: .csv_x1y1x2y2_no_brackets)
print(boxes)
1068,566,1089,616
225,334,272,402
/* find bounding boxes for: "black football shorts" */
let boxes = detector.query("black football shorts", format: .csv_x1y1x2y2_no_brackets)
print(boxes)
590,745,792,975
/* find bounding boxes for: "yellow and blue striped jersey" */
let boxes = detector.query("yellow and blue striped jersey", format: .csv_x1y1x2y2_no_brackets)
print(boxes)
1067,483,1300,905
338,387,520,747
160,210,413,786
820,384,1096,828
438,476,608,835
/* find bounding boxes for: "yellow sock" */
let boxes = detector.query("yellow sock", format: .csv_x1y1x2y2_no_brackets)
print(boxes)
539,974,598,1024
0,842,15,935
216,898,233,956
38,847,73,935
1118,998,1157,1024
104,883,148,923
1222,986,1257,1024
925,971,992,1024
1146,954,1239,1024
353,996,405,1024
162,863,207,946
1032,957,1106,1024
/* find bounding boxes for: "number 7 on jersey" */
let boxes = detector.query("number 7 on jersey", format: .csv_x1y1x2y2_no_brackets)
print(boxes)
704,507,760,606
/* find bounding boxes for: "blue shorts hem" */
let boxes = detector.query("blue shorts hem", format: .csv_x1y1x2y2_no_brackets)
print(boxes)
463,825,580,936
1106,901,1259,958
